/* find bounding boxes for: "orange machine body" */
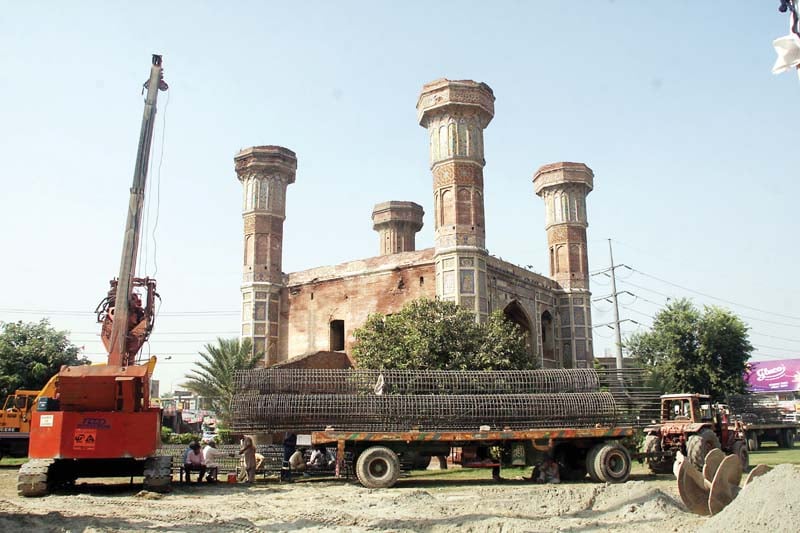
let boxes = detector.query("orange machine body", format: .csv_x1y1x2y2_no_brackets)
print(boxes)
28,362,160,459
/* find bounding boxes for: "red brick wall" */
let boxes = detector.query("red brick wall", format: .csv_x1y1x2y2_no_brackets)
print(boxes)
284,250,436,358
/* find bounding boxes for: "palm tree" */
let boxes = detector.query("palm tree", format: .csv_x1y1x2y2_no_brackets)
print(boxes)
183,337,261,426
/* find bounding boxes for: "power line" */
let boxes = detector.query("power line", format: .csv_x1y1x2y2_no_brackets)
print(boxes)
630,268,800,321
0,307,239,317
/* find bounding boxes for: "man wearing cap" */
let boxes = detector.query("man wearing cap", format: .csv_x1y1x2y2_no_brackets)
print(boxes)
183,441,206,483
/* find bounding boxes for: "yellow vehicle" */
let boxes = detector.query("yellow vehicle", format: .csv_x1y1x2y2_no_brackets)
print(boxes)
0,390,40,460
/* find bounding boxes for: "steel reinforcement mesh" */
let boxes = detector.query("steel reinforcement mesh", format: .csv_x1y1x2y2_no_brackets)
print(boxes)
726,394,786,423
230,392,618,432
233,368,602,395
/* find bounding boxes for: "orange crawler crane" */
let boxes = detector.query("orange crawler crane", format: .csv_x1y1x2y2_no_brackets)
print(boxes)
18,55,171,497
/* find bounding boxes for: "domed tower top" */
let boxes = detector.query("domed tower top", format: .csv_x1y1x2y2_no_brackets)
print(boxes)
372,201,424,256
533,162,594,290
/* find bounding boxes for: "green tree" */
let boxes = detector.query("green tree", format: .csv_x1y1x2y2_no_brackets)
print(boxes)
351,298,534,370
624,299,752,399
0,319,88,398
183,337,262,425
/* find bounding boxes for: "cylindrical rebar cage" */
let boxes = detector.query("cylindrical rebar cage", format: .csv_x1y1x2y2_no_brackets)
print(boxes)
230,392,618,433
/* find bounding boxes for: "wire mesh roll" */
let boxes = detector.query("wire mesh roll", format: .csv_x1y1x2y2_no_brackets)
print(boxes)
727,394,786,423
596,369,662,427
230,392,617,432
233,368,601,395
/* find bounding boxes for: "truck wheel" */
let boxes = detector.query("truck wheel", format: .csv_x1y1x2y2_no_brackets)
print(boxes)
585,443,604,482
593,442,631,483
555,447,587,481
731,441,749,471
746,432,759,452
643,435,673,474
779,429,795,449
355,446,400,489
686,429,721,470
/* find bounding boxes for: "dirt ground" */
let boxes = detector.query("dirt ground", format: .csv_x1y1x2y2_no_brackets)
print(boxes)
0,464,717,533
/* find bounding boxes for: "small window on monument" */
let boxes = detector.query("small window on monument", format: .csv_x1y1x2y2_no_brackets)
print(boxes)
420,276,424,285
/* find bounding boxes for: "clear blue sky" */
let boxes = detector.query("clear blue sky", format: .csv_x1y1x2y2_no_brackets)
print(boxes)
1,1,797,391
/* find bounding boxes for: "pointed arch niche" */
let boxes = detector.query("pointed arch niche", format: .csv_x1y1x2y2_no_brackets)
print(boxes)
503,300,533,358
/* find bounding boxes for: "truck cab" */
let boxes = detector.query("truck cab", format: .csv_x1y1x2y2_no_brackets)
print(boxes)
0,390,40,434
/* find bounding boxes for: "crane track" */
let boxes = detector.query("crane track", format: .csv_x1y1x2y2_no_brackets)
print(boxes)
17,459,55,497
143,455,172,492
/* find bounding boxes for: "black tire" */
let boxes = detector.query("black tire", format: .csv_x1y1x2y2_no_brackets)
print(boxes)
585,443,605,483
686,429,721,470
555,447,587,481
776,430,787,449
779,429,795,449
355,446,400,489
643,435,673,475
731,440,749,471
593,442,631,483
746,432,759,452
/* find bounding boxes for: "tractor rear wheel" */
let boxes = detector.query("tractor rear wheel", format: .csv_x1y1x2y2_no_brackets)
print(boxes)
643,435,673,474
686,429,721,470
731,441,749,471
355,446,400,489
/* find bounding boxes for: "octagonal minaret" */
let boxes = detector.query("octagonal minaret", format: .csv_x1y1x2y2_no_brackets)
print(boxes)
234,145,296,365
534,161,594,368
417,79,495,321
533,162,593,290
372,201,424,256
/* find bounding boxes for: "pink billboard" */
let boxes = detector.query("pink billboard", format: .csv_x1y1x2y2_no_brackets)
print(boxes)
744,359,800,393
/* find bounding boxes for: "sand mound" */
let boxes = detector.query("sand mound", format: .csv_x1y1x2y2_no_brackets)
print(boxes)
699,464,800,533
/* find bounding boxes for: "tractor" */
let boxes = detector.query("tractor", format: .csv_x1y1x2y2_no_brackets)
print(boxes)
642,393,748,475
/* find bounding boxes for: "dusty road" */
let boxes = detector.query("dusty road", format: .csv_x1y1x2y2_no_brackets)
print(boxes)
0,465,717,532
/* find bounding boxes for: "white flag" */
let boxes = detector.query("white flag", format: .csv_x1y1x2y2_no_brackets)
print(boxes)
772,34,800,77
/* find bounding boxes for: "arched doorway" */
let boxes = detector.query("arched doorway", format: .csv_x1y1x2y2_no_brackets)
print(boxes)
503,300,533,357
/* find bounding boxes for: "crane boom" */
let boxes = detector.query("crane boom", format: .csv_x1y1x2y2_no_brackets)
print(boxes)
107,54,168,366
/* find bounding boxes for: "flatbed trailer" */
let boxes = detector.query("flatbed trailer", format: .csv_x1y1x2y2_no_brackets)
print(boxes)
739,421,798,451
312,425,636,488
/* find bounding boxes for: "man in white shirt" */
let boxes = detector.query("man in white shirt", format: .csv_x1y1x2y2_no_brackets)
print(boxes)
202,440,226,482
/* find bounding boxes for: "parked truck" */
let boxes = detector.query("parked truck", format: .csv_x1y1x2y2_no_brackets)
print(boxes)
725,394,798,451
231,368,662,488
0,390,40,461
311,425,636,488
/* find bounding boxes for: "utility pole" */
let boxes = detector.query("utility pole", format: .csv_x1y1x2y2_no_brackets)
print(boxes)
608,239,624,372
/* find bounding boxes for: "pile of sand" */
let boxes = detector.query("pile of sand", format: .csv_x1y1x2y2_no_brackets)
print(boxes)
699,464,800,533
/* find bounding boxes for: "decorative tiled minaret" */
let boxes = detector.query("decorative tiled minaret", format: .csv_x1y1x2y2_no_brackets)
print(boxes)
417,79,495,321
234,146,296,365
372,201,424,256
533,162,594,368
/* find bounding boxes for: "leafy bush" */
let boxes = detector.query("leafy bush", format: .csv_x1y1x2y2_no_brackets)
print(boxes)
160,427,173,444
216,428,235,444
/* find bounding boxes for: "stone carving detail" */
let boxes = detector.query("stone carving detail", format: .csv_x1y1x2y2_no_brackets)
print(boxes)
460,270,475,293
